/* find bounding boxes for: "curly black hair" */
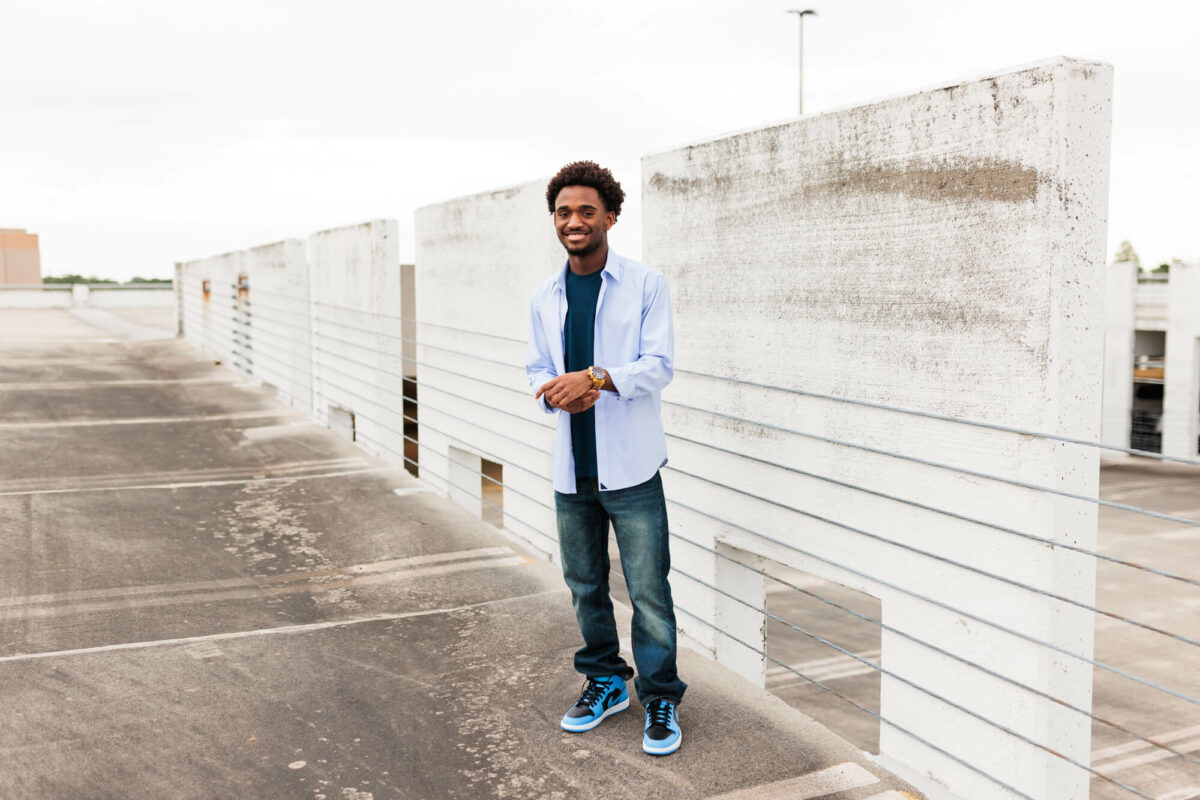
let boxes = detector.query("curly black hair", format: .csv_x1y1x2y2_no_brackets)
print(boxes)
546,161,625,219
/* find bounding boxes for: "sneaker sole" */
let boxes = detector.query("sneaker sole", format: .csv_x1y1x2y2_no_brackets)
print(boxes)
642,732,682,755
560,697,630,732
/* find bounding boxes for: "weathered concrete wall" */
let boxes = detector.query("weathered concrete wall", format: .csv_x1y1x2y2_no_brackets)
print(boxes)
87,286,175,308
1162,262,1200,458
0,285,173,309
1102,262,1137,451
307,220,405,465
414,181,563,556
178,251,240,365
0,287,71,308
643,57,1112,800
239,239,312,415
178,223,404,431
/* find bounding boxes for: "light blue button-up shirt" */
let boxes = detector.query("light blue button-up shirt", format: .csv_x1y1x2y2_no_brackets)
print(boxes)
526,248,674,494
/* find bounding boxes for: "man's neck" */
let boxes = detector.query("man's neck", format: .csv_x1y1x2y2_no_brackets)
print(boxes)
567,243,608,276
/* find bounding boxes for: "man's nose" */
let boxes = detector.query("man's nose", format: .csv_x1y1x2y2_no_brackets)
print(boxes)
565,211,586,229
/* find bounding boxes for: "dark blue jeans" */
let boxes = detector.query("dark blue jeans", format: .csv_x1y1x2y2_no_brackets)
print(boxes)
555,471,686,707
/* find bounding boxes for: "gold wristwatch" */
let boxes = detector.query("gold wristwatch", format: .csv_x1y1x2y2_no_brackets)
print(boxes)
587,366,607,390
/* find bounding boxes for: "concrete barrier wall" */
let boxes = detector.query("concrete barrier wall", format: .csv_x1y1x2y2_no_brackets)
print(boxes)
179,222,404,440
307,220,405,465
1162,262,1200,458
0,287,72,308
237,239,312,415
179,252,240,365
1102,262,1137,451
414,182,562,549
87,287,175,308
642,57,1111,800
0,286,173,309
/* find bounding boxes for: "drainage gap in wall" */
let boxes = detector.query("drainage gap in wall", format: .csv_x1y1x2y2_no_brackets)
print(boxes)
481,458,503,527
403,377,418,477
764,561,882,754
328,405,356,443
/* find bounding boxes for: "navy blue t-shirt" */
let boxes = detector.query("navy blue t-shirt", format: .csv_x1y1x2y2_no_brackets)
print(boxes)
564,268,603,479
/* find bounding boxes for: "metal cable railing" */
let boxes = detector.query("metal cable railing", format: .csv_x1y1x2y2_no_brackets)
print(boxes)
186,290,1200,799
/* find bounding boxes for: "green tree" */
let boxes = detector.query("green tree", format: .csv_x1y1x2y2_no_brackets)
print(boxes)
1113,241,1141,271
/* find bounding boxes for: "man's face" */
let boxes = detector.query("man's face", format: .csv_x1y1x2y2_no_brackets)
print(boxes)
553,185,614,257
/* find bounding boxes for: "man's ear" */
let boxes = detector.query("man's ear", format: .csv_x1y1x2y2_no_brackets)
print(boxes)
605,211,616,230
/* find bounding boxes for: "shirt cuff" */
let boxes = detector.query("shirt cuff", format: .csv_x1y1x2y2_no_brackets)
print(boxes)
606,365,634,400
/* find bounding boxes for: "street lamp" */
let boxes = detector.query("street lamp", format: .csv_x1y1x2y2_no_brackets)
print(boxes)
787,9,816,114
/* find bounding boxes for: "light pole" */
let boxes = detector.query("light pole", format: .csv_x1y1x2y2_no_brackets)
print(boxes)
787,9,816,114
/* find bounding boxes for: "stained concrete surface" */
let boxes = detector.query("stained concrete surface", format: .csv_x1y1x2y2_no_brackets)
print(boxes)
0,309,921,800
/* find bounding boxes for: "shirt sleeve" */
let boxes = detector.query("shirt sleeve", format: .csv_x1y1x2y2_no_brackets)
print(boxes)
525,293,559,415
606,271,674,400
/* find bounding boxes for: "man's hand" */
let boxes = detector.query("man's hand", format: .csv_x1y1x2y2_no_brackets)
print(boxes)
558,389,600,414
536,370,595,409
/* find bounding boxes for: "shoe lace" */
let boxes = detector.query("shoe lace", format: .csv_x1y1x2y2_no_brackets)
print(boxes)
576,677,610,708
648,699,673,728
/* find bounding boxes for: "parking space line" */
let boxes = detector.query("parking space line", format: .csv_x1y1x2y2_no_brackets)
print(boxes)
2,554,530,622
0,410,289,430
0,465,398,497
0,587,565,665
1092,725,1200,762
1092,736,1200,776
0,377,239,391
705,762,879,799
0,456,364,494
0,547,515,610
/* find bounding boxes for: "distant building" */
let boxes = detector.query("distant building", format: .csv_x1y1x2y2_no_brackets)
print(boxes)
0,228,42,285
1103,261,1200,458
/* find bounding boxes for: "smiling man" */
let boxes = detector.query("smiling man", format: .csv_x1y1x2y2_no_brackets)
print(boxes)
525,161,685,756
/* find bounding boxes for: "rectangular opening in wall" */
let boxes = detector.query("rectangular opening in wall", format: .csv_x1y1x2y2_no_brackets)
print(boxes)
1131,330,1166,453
481,458,503,527
764,560,882,754
403,377,418,477
328,405,356,442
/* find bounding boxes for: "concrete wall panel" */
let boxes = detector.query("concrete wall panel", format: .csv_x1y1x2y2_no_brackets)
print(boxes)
1162,262,1200,458
414,181,564,557
307,220,405,465
643,57,1112,800
239,239,312,415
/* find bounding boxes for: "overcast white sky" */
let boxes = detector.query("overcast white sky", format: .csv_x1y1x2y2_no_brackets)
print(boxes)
2,0,1196,280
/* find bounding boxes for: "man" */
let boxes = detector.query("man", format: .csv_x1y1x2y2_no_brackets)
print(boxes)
525,160,686,756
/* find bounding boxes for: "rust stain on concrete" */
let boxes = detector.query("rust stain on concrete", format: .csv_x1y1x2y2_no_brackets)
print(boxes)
651,155,1041,206
814,156,1041,205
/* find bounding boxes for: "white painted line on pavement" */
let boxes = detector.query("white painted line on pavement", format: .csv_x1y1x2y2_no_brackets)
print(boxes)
0,456,364,494
0,547,515,609
863,792,917,800
705,762,879,800
2,555,531,621
1157,787,1200,800
0,466,398,498
0,377,240,391
766,649,881,675
1092,736,1200,776
1092,724,1200,762
766,649,883,685
0,410,289,430
0,587,566,665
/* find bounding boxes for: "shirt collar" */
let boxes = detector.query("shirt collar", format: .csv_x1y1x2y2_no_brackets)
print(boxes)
553,247,621,291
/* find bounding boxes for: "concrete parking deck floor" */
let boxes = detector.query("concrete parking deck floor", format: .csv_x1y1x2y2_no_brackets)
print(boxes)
0,308,920,800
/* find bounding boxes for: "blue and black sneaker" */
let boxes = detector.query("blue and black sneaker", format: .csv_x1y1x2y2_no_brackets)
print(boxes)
642,698,681,755
560,675,630,732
